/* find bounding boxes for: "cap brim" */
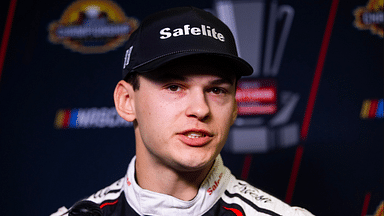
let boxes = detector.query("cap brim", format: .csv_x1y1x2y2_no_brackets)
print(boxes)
131,51,253,76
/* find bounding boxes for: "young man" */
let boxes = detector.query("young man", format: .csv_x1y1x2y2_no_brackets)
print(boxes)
52,7,314,216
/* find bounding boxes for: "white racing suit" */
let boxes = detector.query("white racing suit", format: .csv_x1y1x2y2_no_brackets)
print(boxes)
52,155,314,216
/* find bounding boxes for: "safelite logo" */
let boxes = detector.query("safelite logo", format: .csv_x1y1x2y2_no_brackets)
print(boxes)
54,107,132,129
159,24,225,42
353,0,384,38
48,0,139,54
207,173,223,195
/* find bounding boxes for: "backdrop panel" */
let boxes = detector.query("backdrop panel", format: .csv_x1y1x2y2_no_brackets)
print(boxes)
0,0,382,215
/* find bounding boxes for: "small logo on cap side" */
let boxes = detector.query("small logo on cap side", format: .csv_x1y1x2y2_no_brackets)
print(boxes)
123,46,133,69
160,24,225,42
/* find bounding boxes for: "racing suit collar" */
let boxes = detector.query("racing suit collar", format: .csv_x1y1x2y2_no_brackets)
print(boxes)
123,155,231,215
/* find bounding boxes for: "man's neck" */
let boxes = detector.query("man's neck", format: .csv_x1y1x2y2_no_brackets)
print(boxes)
135,152,213,201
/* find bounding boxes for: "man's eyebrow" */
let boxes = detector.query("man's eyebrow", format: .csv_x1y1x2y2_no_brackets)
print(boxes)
156,73,187,82
209,77,235,86
151,72,235,86
159,73,234,85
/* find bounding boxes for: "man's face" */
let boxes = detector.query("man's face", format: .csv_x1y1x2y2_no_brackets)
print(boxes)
131,59,237,172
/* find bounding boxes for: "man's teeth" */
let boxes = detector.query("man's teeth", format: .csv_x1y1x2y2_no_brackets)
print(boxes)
185,132,206,138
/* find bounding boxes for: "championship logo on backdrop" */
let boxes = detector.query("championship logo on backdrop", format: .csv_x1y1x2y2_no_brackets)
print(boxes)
353,0,384,38
372,201,384,216
48,0,139,54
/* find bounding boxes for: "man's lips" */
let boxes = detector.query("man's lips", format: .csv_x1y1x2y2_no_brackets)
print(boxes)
177,129,214,147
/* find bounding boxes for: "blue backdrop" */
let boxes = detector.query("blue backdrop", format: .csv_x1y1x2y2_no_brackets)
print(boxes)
0,0,382,215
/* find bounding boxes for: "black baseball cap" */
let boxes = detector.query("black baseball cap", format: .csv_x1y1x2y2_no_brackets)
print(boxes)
122,6,253,79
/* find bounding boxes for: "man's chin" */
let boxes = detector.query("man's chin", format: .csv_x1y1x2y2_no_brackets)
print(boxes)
172,156,216,173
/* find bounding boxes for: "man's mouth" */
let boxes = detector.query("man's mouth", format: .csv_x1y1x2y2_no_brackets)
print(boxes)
184,132,208,138
177,129,213,146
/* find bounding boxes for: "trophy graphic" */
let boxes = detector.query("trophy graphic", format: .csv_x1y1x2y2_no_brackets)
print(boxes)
215,0,300,153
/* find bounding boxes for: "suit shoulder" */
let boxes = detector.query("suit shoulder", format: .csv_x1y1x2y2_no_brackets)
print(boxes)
87,177,125,204
222,177,314,216
50,206,69,216
50,177,125,216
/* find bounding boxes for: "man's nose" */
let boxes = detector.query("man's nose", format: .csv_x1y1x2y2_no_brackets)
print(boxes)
185,90,210,121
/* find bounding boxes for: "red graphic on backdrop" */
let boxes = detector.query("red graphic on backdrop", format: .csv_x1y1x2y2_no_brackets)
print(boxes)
236,79,277,115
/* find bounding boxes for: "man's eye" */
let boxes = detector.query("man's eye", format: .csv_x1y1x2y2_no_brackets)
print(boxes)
210,87,226,94
167,85,180,92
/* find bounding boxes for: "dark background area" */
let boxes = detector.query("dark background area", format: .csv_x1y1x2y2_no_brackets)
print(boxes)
0,0,382,215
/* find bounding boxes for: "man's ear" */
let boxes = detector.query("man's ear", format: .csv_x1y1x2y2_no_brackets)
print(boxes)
114,80,136,122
